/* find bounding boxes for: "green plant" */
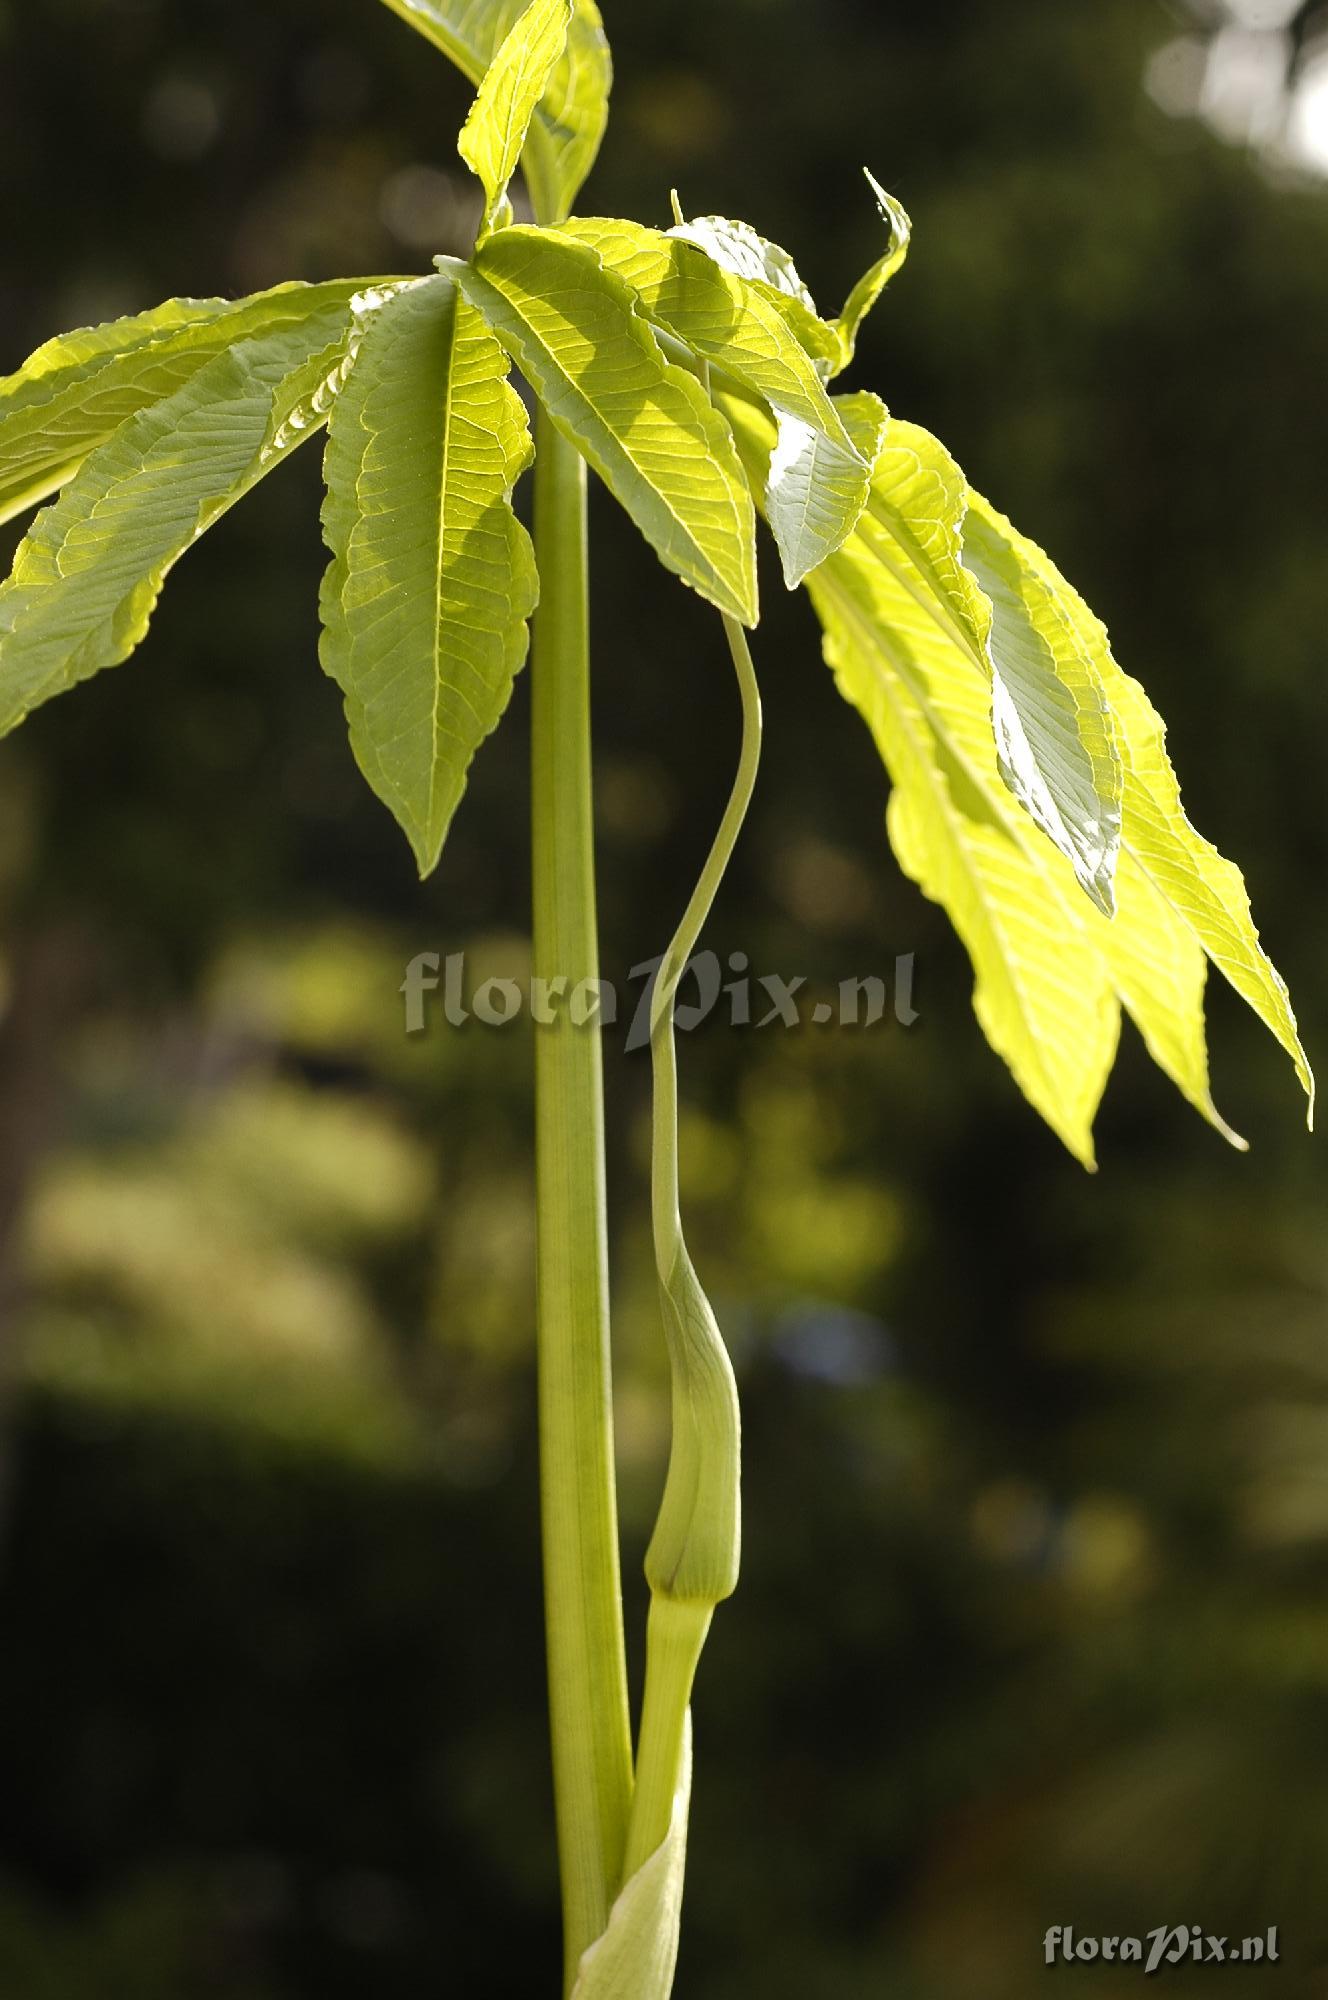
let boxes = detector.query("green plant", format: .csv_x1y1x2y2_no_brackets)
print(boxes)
0,0,1312,1989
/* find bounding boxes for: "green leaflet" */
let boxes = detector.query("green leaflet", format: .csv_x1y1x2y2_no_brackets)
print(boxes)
738,399,1123,910
668,214,817,310
763,395,887,590
0,281,368,528
967,493,1314,1125
666,210,843,379
377,0,610,224
961,503,1122,916
808,494,1120,1166
550,216,876,584
319,275,538,878
0,300,363,739
458,0,573,238
450,230,757,624
552,217,851,447
830,171,912,375
722,390,1309,1159
570,1717,691,2000
671,175,911,384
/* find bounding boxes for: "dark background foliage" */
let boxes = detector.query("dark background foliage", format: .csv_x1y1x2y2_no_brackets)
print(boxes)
0,0,1326,1993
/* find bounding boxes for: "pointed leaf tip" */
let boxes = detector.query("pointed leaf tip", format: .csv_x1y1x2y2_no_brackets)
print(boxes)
379,0,611,224
829,173,913,376
319,275,538,876
458,0,574,238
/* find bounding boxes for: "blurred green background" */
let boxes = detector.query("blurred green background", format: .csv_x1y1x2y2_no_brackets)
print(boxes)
1,0,1327,1993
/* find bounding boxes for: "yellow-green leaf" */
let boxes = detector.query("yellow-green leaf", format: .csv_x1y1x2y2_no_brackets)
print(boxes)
0,281,368,528
961,502,1123,915
451,230,757,624
829,415,1122,910
377,0,610,224
805,496,1120,1165
0,300,363,739
320,275,538,877
967,492,1314,1124
458,0,573,238
551,215,876,582
722,389,1309,1157
666,209,842,379
830,170,912,377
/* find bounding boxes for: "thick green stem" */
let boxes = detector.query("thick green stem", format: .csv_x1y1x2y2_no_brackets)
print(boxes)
531,409,634,1990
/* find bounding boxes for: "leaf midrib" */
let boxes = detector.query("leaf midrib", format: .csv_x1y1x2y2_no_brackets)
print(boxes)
468,248,747,610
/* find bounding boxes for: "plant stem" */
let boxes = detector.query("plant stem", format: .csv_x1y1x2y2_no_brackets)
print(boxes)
531,408,634,1991
624,612,763,1877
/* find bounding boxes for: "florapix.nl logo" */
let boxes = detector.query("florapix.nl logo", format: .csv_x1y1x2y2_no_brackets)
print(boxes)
1044,1926,1280,1974
400,948,919,1046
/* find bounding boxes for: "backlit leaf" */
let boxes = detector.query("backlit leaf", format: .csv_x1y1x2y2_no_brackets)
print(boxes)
551,215,875,582
721,390,1310,1156
666,210,842,378
450,229,757,623
377,0,610,223
830,171,912,376
0,299,364,737
794,408,1122,908
0,281,367,528
967,493,1314,1123
804,474,1120,1165
961,502,1122,915
458,0,573,238
319,275,538,876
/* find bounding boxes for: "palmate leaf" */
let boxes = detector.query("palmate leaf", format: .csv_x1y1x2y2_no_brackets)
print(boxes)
0,297,370,739
721,392,1311,1160
319,274,538,877
0,281,367,528
377,0,610,224
548,215,877,585
458,0,573,239
449,229,757,624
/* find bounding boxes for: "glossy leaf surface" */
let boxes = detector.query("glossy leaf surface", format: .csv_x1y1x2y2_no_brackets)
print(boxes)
452,230,757,623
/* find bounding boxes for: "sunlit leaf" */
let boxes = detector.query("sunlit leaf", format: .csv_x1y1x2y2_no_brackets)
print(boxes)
961,502,1122,915
666,209,842,378
0,299,365,738
722,390,1309,1157
804,474,1120,1166
0,281,368,528
829,171,912,376
570,1718,692,2000
458,0,573,238
319,275,538,877
377,0,610,223
791,407,1122,907
551,215,875,582
763,397,887,589
450,229,757,623
968,493,1314,1123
